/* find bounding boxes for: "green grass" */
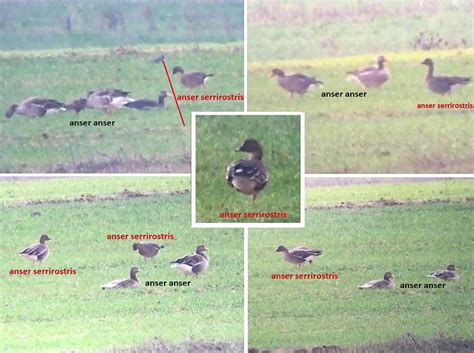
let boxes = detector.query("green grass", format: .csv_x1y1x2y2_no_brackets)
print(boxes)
0,45,244,172
0,177,189,206
248,51,474,173
306,179,474,208
0,177,243,352
195,115,301,223
0,0,243,51
249,201,473,349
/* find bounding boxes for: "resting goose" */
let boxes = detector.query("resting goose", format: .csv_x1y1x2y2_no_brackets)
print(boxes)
172,66,214,89
19,234,51,264
102,267,140,289
125,91,170,110
421,58,470,94
347,56,389,88
271,68,323,97
133,242,164,259
68,88,133,113
428,264,459,281
226,139,268,202
358,272,394,289
275,245,323,268
170,245,209,277
5,97,66,118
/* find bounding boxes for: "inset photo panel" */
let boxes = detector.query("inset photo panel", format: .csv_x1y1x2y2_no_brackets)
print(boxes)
192,112,304,227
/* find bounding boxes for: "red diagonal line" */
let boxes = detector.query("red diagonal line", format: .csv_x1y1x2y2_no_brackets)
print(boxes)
162,60,185,127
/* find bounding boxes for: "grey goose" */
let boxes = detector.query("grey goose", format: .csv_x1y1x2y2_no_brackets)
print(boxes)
6,97,66,118
421,58,470,94
170,245,209,277
347,56,389,88
428,264,459,281
275,245,323,268
19,234,51,264
102,267,140,289
358,272,395,289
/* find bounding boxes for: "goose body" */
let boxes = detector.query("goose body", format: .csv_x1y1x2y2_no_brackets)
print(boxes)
5,97,66,118
102,267,140,289
275,245,323,267
421,58,470,95
271,68,323,97
226,139,268,201
133,242,163,259
428,264,459,281
67,88,133,113
19,234,51,263
170,245,209,277
125,91,169,110
347,56,389,88
359,272,394,289
172,66,213,89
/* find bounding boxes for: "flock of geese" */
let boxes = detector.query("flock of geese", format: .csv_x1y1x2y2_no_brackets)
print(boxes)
271,56,471,97
4,62,214,119
18,234,210,290
275,245,460,289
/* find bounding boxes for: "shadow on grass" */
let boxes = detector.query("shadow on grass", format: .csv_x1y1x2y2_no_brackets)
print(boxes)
250,335,474,353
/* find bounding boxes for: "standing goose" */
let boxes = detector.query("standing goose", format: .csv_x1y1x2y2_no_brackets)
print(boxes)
101,267,140,289
358,272,394,289
226,139,268,202
5,97,66,118
172,66,214,89
170,245,209,277
347,56,389,88
428,264,459,281
275,245,323,268
19,234,51,264
271,68,323,97
125,91,170,110
420,58,470,94
133,242,164,259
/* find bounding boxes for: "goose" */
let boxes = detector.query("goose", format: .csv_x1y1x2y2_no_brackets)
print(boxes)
172,66,214,89
428,264,459,281
5,97,66,118
125,91,170,110
133,242,164,259
271,68,323,97
275,245,323,268
347,56,389,88
101,267,140,289
420,58,470,94
19,234,51,264
358,272,394,289
226,139,268,202
67,88,133,113
170,245,209,277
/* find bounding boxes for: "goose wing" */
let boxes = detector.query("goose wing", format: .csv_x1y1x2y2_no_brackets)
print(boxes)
226,159,268,187
19,243,47,257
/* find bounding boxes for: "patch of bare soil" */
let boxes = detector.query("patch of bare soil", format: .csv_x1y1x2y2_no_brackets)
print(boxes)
308,197,473,211
110,338,242,353
8,189,190,208
249,335,474,353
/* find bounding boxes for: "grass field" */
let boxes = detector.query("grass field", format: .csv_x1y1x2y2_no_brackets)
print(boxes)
247,0,473,173
0,0,243,51
0,44,244,172
195,115,301,223
249,179,474,350
0,177,244,352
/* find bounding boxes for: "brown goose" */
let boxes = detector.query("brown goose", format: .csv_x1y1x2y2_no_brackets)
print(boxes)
133,242,164,259
271,68,323,97
275,245,323,268
421,58,470,95
347,56,389,88
19,234,51,264
67,88,133,113
226,139,268,202
101,267,140,289
172,66,214,89
428,264,459,281
358,272,394,289
6,97,66,118
170,245,209,277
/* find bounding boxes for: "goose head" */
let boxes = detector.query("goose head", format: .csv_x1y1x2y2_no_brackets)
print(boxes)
5,104,18,118
271,68,285,77
172,66,185,75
